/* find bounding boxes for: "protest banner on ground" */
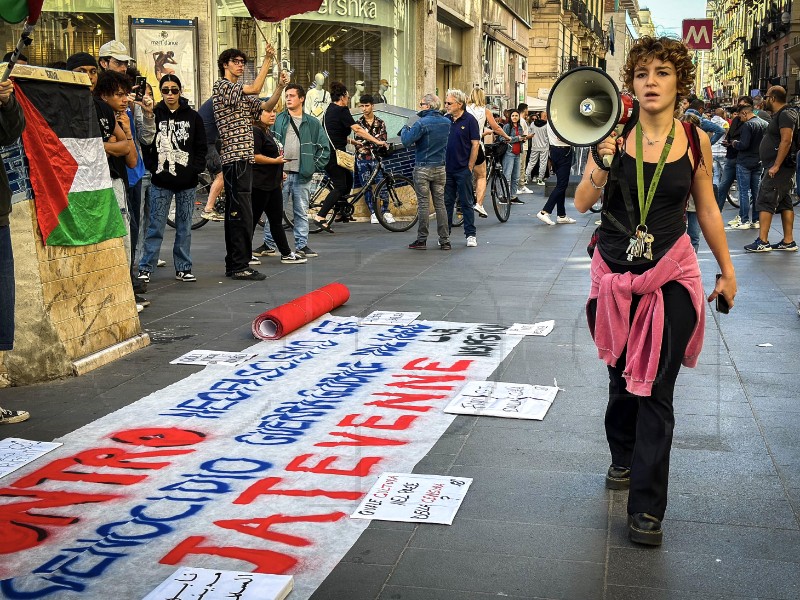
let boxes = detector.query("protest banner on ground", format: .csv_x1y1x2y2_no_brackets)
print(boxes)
444,380,559,420
143,567,293,600
360,311,421,326
170,351,259,367
0,439,62,479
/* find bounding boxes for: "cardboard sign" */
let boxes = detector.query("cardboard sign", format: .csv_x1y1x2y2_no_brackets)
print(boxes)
170,350,258,366
0,438,62,479
351,473,472,525
444,380,559,420
360,311,421,326
505,320,555,336
143,568,293,600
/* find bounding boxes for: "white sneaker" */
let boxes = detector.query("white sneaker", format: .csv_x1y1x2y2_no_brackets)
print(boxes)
537,211,555,225
466,236,478,247
370,213,379,224
518,186,533,194
731,221,752,229
535,178,546,186
751,221,760,228
727,215,741,227
156,259,166,268
474,203,488,218
557,215,577,224
383,212,396,224
249,256,262,265
136,303,144,313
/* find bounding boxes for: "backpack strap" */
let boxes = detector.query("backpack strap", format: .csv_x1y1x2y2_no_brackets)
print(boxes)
682,120,702,178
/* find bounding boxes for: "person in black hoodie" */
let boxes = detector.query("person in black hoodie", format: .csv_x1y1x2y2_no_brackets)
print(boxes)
137,75,207,283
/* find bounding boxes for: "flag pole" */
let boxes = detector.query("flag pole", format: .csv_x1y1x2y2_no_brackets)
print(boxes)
1,19,37,82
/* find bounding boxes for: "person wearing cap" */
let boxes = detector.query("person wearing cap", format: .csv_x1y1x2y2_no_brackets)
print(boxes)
98,40,133,74
212,44,288,281
67,52,98,90
138,74,207,285
375,79,390,104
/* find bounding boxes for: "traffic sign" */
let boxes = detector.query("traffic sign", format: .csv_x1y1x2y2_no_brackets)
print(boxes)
683,19,713,50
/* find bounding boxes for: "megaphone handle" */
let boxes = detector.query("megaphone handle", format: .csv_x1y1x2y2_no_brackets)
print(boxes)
591,145,612,173
603,154,613,168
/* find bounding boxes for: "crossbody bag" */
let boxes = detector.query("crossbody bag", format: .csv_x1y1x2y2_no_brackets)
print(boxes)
322,111,355,171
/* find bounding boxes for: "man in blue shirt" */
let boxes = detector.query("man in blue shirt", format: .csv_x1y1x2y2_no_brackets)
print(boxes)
443,89,480,247
685,99,725,145
401,93,452,250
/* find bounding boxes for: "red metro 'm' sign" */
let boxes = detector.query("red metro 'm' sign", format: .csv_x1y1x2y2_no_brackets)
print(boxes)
683,19,714,51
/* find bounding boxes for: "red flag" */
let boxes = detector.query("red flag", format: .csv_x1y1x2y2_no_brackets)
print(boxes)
0,0,44,24
242,0,323,21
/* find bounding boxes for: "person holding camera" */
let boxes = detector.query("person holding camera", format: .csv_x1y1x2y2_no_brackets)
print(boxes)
574,36,736,547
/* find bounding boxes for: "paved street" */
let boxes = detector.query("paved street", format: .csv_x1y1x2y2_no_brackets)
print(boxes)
2,187,800,599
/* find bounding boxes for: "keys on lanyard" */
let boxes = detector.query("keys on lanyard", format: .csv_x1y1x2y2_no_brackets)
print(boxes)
626,225,654,262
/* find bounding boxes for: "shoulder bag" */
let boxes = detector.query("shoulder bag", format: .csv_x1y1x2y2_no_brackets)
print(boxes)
322,110,355,171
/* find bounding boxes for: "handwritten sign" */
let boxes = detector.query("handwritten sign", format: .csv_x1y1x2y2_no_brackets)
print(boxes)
0,438,62,479
170,350,259,366
143,567,293,600
360,311,421,326
505,320,555,336
444,380,559,420
351,473,472,525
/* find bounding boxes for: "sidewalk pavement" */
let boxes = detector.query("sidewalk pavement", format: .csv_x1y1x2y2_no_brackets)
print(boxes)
2,189,800,599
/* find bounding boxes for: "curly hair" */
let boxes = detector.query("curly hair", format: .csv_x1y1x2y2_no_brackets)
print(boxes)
330,81,348,102
622,36,696,108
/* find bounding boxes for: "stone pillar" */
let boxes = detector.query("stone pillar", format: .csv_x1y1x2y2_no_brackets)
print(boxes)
416,0,437,98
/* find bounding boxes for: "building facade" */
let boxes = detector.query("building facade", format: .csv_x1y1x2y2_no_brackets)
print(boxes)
603,0,639,92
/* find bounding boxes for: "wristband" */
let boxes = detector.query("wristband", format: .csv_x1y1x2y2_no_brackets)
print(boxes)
589,167,608,190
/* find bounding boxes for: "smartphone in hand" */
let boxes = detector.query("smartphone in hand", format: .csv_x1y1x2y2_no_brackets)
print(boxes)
715,273,730,314
134,76,147,102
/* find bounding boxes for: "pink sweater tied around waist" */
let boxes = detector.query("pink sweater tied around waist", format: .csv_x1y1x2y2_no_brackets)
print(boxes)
587,234,706,397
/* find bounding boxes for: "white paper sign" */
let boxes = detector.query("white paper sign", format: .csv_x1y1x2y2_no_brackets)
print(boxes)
360,311,421,326
170,350,258,366
444,380,559,420
506,320,555,336
351,473,472,525
142,567,293,600
0,438,62,479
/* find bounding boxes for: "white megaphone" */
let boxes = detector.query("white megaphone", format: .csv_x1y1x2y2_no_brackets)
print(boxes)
547,66,638,167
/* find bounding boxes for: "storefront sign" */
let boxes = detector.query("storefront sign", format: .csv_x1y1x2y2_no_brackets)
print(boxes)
317,0,377,19
300,0,404,30
130,18,201,108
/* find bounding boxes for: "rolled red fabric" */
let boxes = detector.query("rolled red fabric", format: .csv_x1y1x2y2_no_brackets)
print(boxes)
252,282,350,340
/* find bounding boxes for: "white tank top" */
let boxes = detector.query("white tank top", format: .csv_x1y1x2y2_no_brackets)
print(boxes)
466,103,487,131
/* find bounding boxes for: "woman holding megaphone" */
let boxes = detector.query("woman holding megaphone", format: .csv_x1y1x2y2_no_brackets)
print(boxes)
574,36,736,547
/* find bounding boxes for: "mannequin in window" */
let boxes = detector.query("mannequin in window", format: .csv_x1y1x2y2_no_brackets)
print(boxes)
375,78,390,104
351,80,365,108
305,73,330,119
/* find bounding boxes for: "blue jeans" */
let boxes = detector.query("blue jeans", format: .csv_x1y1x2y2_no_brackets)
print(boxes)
716,157,736,211
686,211,700,252
0,225,14,350
264,173,310,251
543,146,573,216
356,157,387,214
139,184,194,273
445,167,476,238
127,180,142,268
736,163,761,223
502,151,520,198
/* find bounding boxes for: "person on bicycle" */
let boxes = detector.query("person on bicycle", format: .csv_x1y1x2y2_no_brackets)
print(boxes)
401,93,451,250
137,75,207,283
315,82,387,231
466,88,511,218
353,94,391,224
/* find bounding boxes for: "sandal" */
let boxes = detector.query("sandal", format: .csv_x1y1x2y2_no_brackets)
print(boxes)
313,217,334,233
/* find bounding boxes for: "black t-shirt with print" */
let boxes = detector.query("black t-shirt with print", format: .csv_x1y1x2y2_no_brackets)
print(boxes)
94,97,126,180
252,126,283,192
324,103,356,150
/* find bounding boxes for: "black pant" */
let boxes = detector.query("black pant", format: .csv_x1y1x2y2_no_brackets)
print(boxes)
588,280,696,520
542,146,572,216
320,155,353,217
222,160,254,274
252,187,291,257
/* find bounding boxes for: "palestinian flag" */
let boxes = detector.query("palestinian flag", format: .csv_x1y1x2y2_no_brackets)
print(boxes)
14,80,126,246
0,0,44,23
243,0,323,21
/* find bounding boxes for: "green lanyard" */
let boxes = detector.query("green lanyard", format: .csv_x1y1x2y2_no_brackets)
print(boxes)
635,121,675,227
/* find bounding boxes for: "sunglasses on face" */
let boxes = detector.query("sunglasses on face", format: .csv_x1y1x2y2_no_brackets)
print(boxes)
161,88,180,95
230,59,246,66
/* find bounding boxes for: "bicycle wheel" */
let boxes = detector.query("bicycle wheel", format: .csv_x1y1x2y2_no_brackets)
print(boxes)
307,183,334,234
452,205,464,227
375,175,418,232
727,179,740,208
491,173,511,222
167,173,212,229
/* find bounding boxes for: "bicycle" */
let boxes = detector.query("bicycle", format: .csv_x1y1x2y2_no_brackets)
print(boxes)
484,141,512,222
298,144,417,233
725,173,799,208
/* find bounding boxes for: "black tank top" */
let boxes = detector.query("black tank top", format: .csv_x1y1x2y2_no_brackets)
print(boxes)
598,147,693,267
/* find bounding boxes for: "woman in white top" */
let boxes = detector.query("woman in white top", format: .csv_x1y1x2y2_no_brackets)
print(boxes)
467,88,511,217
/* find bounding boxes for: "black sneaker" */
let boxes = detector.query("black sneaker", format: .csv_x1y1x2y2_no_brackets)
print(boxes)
605,464,631,490
136,270,150,283
770,240,798,251
280,253,308,264
0,408,30,424
232,269,267,281
628,513,663,546
135,294,150,308
408,239,427,250
297,246,318,258
175,271,197,282
439,241,451,251
510,197,525,205
253,244,277,256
